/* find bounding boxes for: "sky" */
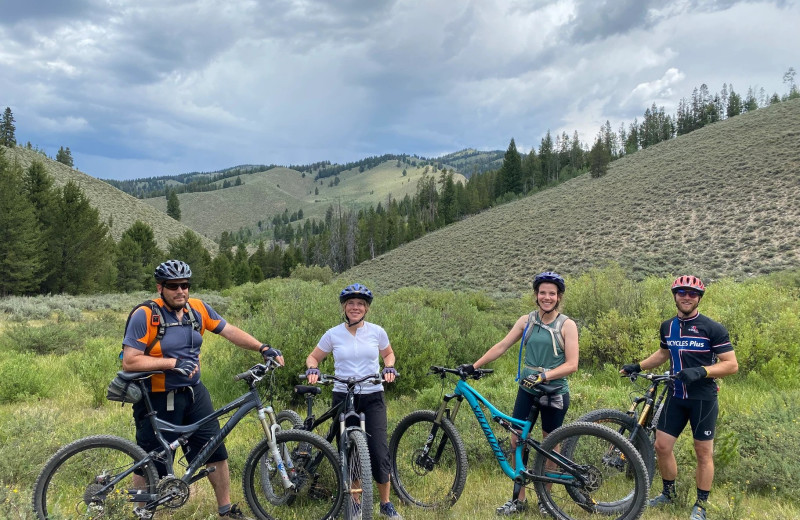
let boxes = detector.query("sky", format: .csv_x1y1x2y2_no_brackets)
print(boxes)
1,0,798,181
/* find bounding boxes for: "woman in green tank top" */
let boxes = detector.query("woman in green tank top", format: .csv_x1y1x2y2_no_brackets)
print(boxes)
458,271,579,515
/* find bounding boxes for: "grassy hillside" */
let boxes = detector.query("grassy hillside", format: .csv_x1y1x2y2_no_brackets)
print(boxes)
144,161,467,240
344,99,800,296
1,146,218,253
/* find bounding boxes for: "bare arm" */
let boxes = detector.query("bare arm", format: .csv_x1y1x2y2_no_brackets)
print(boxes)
705,350,738,378
122,345,178,372
305,347,329,384
219,323,284,365
473,314,527,369
639,348,671,371
541,318,579,381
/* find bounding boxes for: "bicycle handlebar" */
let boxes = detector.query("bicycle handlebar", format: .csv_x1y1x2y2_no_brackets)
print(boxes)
626,371,677,383
429,365,494,380
298,372,387,386
233,357,282,382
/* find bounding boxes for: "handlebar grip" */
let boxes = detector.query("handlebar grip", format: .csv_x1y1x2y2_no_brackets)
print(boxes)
234,371,251,381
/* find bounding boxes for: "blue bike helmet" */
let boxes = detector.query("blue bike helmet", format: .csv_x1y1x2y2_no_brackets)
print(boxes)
339,283,374,305
154,260,192,282
533,271,565,293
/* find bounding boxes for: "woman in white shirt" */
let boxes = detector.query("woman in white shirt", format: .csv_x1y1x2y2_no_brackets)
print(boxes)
304,283,402,518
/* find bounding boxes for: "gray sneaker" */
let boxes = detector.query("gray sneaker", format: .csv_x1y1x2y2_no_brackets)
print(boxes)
496,498,527,515
647,492,674,508
690,502,707,520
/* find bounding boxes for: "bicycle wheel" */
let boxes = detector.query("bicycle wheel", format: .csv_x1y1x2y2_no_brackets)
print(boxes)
275,410,304,430
244,429,344,520
389,410,467,509
345,429,373,520
32,435,159,520
533,422,648,520
576,409,655,486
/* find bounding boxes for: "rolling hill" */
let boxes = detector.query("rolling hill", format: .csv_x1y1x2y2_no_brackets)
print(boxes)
343,99,800,297
1,146,218,253
143,161,467,241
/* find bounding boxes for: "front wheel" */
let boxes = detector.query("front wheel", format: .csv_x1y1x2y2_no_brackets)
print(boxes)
533,422,648,520
575,408,655,486
389,410,467,509
345,429,373,520
32,435,159,520
244,429,344,520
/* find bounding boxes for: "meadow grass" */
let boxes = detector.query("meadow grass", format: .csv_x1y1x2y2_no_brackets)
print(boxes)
1,272,798,519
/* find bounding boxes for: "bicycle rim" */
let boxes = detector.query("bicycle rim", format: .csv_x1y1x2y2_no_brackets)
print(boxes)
33,435,158,520
244,430,344,520
533,422,648,520
389,410,467,509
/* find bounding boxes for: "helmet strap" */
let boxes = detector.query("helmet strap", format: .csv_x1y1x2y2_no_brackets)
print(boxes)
343,314,365,327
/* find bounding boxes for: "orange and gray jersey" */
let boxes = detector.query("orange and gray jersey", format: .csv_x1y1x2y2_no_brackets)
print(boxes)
123,298,226,392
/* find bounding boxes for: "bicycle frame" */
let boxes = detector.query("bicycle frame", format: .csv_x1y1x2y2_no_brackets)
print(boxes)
434,376,581,487
626,373,672,435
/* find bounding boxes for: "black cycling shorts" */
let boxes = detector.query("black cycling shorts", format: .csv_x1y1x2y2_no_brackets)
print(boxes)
511,387,570,434
330,391,390,484
657,396,718,441
132,381,228,477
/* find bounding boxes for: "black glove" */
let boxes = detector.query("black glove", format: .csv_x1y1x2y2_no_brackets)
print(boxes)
457,364,475,376
173,359,198,377
259,344,281,361
621,363,641,375
382,367,398,377
677,366,707,384
305,367,321,378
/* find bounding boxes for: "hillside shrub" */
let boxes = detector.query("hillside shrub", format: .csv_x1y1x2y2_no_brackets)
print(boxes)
0,352,52,403
0,322,83,355
290,264,334,284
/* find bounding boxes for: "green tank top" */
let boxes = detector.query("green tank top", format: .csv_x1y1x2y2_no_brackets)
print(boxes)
519,311,570,395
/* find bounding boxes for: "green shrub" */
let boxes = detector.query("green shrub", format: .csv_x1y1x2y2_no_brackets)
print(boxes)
0,323,83,355
290,264,334,284
0,353,52,403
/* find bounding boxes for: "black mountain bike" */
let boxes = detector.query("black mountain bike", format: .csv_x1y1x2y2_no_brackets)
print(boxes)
576,372,676,487
389,366,648,520
277,373,387,520
32,359,344,520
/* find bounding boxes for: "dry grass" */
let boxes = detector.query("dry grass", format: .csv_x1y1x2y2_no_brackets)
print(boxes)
344,99,800,297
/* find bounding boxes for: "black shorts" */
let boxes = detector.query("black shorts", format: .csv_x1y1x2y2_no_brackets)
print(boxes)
132,381,227,477
511,387,570,434
657,396,718,441
330,391,390,484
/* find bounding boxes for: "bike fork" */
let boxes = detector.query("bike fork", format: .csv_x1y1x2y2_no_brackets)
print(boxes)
258,406,296,490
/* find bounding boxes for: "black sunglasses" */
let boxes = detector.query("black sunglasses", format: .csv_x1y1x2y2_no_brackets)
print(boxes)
676,289,700,298
163,282,191,290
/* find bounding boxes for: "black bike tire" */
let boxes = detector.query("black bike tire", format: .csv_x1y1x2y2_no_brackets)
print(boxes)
275,409,304,430
533,421,649,520
388,409,468,509
576,408,656,486
32,434,159,520
244,429,345,520
345,429,373,520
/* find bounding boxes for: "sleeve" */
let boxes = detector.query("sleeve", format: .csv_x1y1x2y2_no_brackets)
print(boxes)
122,307,150,351
710,322,733,354
191,299,227,334
659,320,669,349
377,325,390,351
317,329,334,353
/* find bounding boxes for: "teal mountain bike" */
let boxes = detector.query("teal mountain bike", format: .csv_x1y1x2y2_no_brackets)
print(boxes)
389,366,649,520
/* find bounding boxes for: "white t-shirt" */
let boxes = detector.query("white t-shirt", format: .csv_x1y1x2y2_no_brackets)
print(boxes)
317,321,390,394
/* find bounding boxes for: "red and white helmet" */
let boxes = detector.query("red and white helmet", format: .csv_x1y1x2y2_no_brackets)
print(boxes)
671,275,705,296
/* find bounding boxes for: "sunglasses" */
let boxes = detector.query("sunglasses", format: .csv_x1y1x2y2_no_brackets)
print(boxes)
675,289,700,298
162,282,191,290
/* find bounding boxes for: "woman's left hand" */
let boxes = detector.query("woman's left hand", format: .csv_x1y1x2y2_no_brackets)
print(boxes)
382,366,398,383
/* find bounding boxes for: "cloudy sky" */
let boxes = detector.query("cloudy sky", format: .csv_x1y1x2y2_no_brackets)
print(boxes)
1,0,798,180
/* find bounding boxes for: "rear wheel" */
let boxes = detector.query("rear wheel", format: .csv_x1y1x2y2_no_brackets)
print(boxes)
244,429,344,520
576,408,655,485
32,435,159,520
275,410,304,430
389,410,467,509
345,429,373,520
533,422,648,520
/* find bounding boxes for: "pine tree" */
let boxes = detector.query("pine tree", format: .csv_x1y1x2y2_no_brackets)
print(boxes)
120,220,163,289
166,190,181,220
43,181,114,294
589,136,611,178
55,146,74,167
0,107,16,147
0,149,45,295
116,235,145,292
167,230,211,287
498,138,522,196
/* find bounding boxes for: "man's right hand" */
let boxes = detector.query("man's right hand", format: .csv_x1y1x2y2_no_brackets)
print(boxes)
620,363,641,375
458,364,475,376
173,359,198,377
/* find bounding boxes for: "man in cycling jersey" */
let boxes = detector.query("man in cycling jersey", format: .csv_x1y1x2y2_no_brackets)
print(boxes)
621,275,738,520
122,260,284,519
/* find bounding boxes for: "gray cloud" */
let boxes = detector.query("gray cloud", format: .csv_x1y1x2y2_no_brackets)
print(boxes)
0,0,797,179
